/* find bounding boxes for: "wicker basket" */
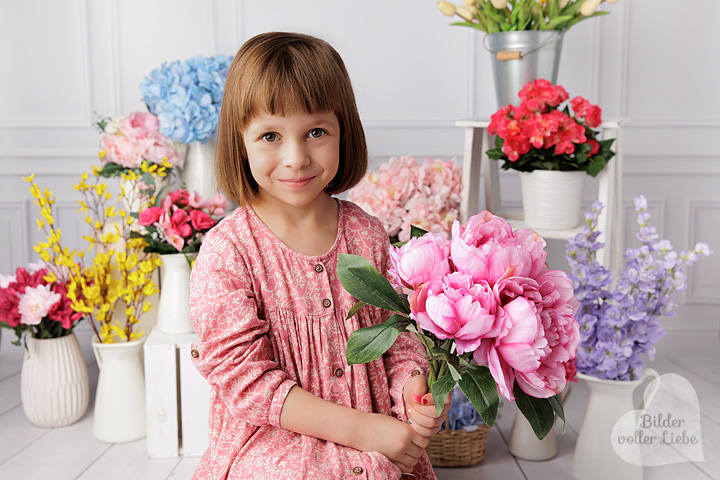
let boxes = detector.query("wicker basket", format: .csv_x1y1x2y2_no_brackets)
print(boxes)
426,423,491,467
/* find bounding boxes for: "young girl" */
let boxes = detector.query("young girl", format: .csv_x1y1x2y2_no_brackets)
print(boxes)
189,32,449,480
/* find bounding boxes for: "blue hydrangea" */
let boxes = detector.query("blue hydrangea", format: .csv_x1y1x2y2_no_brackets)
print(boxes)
565,196,712,381
140,54,233,144
445,385,486,431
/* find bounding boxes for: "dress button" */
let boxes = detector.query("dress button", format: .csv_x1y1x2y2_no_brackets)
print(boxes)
322,298,332,308
411,369,421,377
191,349,199,359
352,466,363,475
334,367,343,377
314,263,324,273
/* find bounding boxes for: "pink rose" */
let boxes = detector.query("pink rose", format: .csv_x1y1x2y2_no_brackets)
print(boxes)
144,132,181,166
389,234,451,289
410,272,499,354
190,209,216,232
100,133,144,168
119,111,159,140
138,206,165,226
169,209,192,238
169,189,190,208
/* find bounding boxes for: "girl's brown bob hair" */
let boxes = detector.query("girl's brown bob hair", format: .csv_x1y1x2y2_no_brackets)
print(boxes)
215,32,368,206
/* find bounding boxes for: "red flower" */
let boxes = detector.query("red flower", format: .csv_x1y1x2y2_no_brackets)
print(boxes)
169,189,190,207
12,267,48,292
47,283,82,330
570,96,590,118
0,287,21,327
585,105,602,128
138,206,165,226
565,357,578,383
190,210,216,232
169,209,192,238
587,139,600,156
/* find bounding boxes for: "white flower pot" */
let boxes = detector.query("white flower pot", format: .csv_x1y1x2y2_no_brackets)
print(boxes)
91,337,147,443
156,253,197,335
519,170,586,230
508,407,558,461
572,370,659,480
181,139,217,198
21,333,89,428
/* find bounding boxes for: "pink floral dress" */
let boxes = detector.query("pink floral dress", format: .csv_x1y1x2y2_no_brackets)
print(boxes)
189,200,436,480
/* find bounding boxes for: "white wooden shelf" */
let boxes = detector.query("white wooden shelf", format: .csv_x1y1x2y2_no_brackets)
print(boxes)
456,118,629,276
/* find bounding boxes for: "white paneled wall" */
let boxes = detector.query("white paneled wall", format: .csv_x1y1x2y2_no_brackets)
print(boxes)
1,0,719,346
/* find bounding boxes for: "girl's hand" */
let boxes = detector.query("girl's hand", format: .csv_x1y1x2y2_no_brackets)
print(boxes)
356,413,429,475
402,375,451,438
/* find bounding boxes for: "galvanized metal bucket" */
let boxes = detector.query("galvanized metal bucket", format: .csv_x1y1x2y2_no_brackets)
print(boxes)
485,30,564,108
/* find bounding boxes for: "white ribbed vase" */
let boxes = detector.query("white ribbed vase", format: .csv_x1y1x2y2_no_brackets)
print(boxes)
20,333,89,428
519,170,586,230
156,253,197,334
181,140,217,198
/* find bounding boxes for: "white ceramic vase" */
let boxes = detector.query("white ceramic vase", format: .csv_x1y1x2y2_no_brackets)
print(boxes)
519,170,585,230
572,370,659,480
91,337,147,443
20,333,89,428
508,408,558,461
182,139,217,198
156,253,197,335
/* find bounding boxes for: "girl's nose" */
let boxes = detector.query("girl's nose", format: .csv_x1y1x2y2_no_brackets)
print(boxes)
282,140,311,168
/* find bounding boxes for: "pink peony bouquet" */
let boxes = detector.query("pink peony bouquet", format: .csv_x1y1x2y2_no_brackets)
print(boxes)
134,188,229,254
486,79,615,177
96,111,183,179
0,264,82,346
338,211,580,439
347,156,462,242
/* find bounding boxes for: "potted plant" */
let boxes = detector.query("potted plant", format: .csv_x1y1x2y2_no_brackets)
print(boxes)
435,0,623,107
347,156,462,243
565,196,712,479
486,79,615,230
133,188,229,334
0,264,88,428
140,54,234,198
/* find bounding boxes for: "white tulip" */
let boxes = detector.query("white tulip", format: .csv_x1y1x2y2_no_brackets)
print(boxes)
580,0,602,16
456,5,476,21
559,0,570,7
605,0,621,3
463,0,476,5
437,1,457,16
490,0,508,9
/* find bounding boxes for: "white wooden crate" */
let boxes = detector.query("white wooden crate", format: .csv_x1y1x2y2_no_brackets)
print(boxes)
144,329,210,458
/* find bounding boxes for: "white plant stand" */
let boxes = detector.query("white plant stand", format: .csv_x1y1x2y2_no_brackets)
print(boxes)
456,118,628,276
144,328,209,458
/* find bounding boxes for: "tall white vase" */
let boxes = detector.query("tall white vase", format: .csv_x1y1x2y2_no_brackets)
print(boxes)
91,337,147,443
182,139,217,198
21,333,89,428
572,370,659,480
156,253,197,335
519,170,586,230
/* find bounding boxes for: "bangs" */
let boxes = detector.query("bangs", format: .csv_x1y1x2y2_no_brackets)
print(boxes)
239,42,345,128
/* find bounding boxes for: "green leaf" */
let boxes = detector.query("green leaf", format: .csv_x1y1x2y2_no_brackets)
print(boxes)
548,393,566,433
337,254,410,314
585,156,606,177
346,301,368,320
513,382,556,440
97,163,126,178
429,372,456,417
409,225,428,239
458,365,500,426
345,314,405,365
447,362,462,382
545,14,573,30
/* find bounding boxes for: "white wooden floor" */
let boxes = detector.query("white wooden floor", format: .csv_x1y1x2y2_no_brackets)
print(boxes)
1,327,718,480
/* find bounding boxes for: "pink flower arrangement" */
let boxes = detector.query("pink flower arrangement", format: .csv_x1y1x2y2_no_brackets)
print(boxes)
348,156,462,242
0,265,82,345
97,111,183,170
135,188,229,254
339,210,579,438
486,79,614,177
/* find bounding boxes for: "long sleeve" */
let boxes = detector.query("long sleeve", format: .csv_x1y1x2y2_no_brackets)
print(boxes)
189,229,297,428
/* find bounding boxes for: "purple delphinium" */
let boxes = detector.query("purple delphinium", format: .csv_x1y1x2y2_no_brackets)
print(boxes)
566,196,712,381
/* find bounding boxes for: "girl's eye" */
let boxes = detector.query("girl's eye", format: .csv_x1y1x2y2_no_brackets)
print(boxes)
261,133,278,142
308,128,326,139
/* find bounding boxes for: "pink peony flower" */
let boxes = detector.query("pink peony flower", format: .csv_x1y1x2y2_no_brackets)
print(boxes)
139,206,165,226
410,272,499,354
18,284,61,326
100,133,144,168
144,132,181,166
190,209,215,231
119,111,159,140
389,234,451,290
